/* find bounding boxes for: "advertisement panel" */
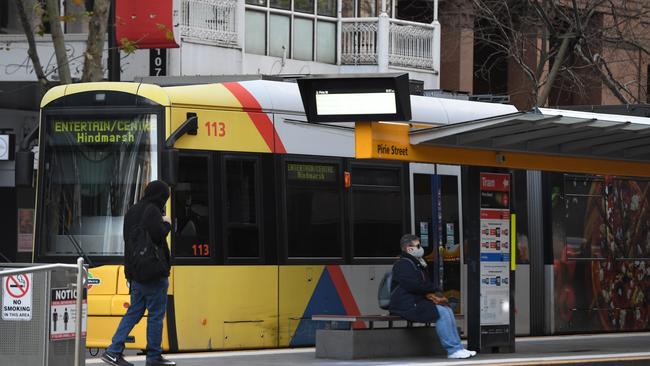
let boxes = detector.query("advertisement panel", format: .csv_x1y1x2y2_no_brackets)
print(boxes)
553,174,650,333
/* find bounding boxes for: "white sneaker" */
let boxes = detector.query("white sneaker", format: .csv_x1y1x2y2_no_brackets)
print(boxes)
448,349,471,359
464,349,477,357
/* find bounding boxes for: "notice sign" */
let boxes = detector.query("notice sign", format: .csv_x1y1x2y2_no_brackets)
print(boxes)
479,173,510,327
50,288,87,341
2,274,33,320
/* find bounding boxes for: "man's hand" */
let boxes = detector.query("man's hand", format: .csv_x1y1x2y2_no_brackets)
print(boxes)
163,216,171,225
426,293,449,305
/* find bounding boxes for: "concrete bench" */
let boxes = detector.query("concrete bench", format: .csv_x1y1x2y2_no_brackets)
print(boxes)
312,314,445,359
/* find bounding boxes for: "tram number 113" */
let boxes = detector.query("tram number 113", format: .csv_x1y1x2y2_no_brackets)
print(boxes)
192,244,210,256
205,121,226,137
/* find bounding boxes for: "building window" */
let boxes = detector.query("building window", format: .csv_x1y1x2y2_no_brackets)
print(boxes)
294,18,314,61
269,14,291,57
316,21,336,63
271,0,291,9
351,164,405,258
245,10,267,55
318,0,336,16
285,160,343,258
245,0,337,63
295,0,315,13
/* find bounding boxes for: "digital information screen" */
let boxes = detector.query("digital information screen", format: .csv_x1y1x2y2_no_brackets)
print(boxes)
298,73,411,122
315,90,397,115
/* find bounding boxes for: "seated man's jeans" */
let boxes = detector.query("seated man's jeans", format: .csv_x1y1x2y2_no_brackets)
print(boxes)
107,278,169,361
434,304,464,355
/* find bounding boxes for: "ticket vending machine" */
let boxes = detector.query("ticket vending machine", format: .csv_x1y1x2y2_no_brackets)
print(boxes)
467,167,516,353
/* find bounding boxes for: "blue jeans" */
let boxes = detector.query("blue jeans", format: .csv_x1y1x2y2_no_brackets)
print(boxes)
435,304,464,355
107,277,169,361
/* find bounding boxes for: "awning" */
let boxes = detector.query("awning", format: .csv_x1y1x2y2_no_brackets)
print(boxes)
410,108,650,163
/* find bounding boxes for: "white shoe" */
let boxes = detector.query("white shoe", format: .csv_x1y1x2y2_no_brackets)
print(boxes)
464,349,477,357
448,349,471,359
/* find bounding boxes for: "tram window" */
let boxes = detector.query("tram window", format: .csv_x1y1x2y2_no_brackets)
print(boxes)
285,161,343,258
351,164,404,257
225,158,261,258
172,155,211,258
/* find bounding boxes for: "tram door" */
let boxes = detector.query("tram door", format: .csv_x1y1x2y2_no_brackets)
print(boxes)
410,164,465,325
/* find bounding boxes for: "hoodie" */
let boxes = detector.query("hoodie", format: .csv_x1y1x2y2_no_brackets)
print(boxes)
123,180,172,281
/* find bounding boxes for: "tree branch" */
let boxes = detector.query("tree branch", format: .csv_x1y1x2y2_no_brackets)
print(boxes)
45,0,72,84
13,0,50,87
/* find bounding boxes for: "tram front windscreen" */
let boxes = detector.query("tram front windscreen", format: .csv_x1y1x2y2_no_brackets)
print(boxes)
36,113,159,260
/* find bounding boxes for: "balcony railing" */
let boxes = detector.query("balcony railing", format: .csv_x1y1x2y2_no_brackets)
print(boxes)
180,0,238,47
341,18,379,65
341,17,434,70
179,0,436,71
388,19,434,70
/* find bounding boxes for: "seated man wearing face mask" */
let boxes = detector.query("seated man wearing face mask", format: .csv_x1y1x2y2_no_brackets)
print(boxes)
389,234,476,359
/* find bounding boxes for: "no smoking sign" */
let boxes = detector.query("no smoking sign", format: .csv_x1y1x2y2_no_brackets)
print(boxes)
2,274,33,321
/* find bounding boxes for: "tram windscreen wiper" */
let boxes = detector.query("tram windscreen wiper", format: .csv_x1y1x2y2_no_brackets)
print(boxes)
66,234,94,267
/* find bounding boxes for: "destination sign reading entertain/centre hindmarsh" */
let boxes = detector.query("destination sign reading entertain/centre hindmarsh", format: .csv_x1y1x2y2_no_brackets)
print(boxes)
52,119,152,144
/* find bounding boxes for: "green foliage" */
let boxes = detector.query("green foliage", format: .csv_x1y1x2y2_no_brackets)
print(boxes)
120,37,138,54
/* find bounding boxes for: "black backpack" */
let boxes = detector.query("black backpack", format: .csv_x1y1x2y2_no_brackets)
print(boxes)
127,223,169,283
377,258,418,310
377,270,394,310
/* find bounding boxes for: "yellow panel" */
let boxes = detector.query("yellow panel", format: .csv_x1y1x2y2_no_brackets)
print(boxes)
116,266,130,295
137,83,171,106
41,82,169,108
355,121,650,177
41,85,67,107
88,265,119,295
63,82,140,97
170,107,270,153
172,266,278,351
111,295,136,316
163,84,243,110
88,295,112,316
278,266,323,347
114,266,173,295
87,315,170,351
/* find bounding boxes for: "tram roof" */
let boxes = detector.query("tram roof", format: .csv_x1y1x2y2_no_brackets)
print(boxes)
409,107,650,163
41,79,518,126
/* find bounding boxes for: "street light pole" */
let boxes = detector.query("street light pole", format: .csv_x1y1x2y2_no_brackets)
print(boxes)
107,0,120,81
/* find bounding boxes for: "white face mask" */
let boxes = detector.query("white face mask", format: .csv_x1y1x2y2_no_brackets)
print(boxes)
407,246,424,258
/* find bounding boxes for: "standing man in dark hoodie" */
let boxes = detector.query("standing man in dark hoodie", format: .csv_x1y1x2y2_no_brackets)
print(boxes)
102,180,176,366
389,234,476,359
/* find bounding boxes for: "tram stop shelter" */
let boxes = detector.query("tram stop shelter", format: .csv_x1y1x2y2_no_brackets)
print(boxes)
354,106,650,354
355,107,650,178
299,73,650,356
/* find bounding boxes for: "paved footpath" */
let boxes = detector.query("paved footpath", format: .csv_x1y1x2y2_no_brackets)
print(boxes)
86,332,650,366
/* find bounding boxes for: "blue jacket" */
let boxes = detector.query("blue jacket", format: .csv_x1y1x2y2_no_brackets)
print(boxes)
389,253,440,322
